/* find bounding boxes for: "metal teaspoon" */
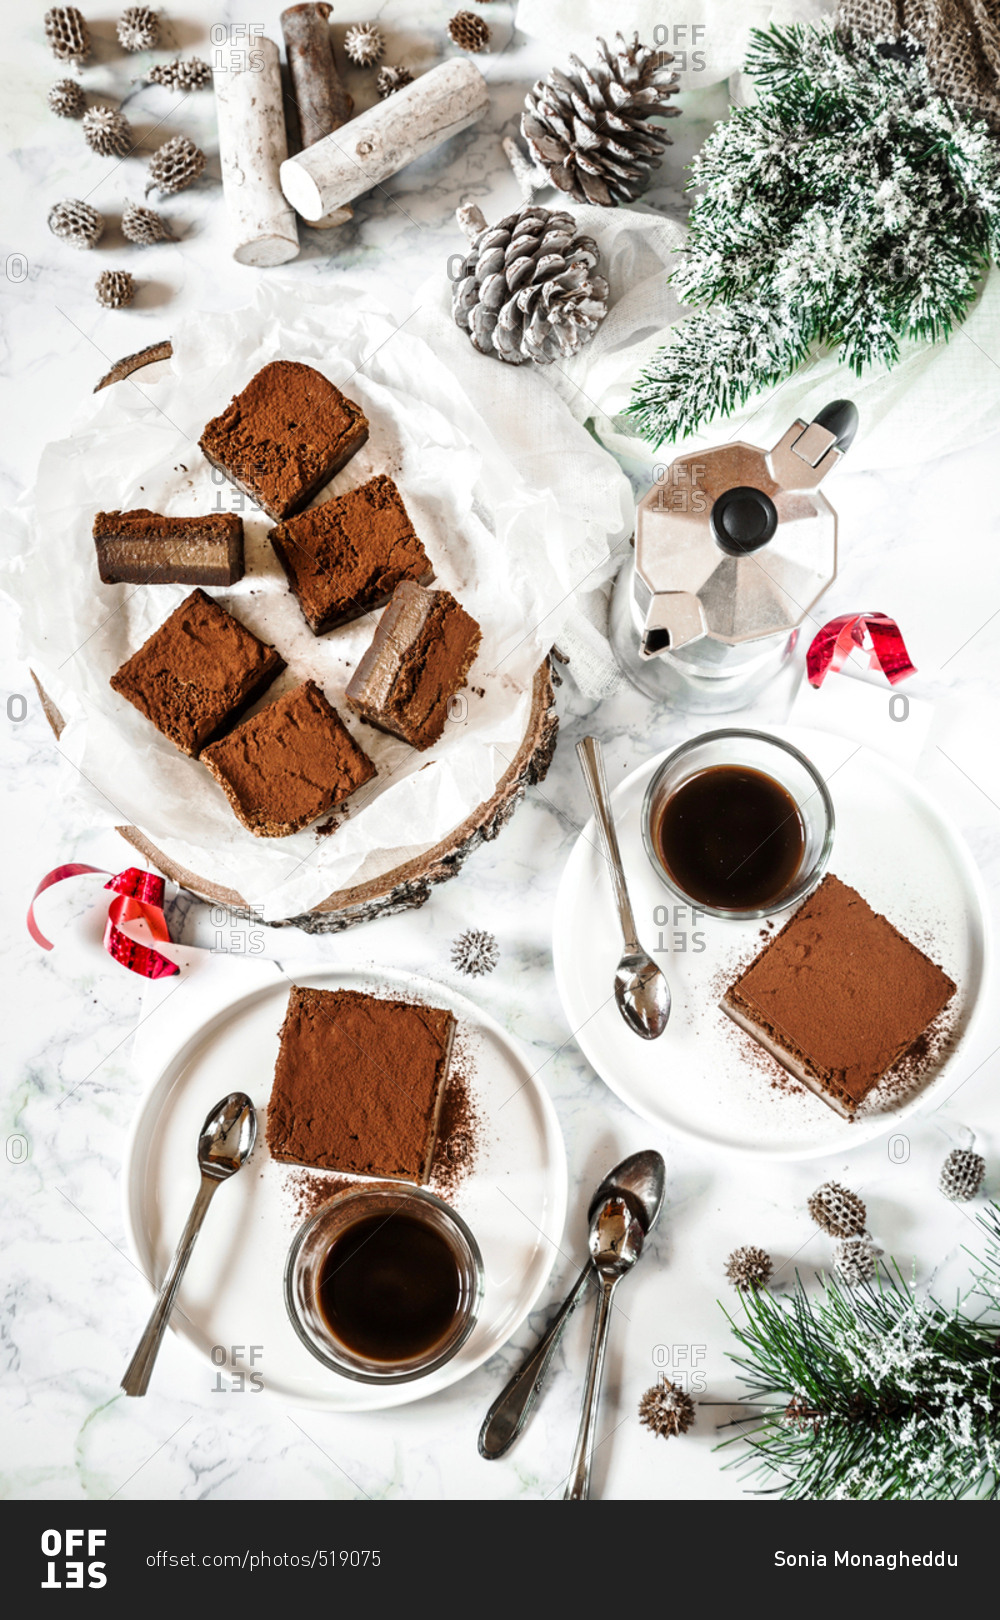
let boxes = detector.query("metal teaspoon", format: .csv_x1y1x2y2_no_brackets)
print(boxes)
121,1092,257,1397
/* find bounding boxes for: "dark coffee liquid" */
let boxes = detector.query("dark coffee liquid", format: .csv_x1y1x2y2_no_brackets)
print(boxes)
654,764,805,910
316,1212,462,1363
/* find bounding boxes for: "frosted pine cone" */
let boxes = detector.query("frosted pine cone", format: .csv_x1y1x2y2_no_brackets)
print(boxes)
452,203,609,366
724,1245,773,1291
343,22,384,68
48,78,85,117
834,1235,881,1288
83,106,134,157
638,1380,695,1439
376,64,414,98
808,1181,867,1239
451,929,500,977
95,269,137,308
449,11,490,52
48,198,105,248
146,135,205,196
520,32,680,207
121,200,175,243
939,1147,986,1202
117,5,160,52
145,57,212,91
45,7,91,64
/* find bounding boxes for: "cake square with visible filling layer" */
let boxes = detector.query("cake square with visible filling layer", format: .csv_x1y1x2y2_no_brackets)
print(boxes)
269,474,433,634
721,874,956,1115
199,361,369,522
94,509,245,587
109,587,285,758
266,986,456,1182
345,581,481,751
200,679,376,837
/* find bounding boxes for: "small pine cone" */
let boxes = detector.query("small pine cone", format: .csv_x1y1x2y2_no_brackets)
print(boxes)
121,200,175,244
145,57,212,91
83,106,134,158
343,22,385,68
783,1396,824,1432
48,78,85,117
808,1181,867,1239
638,1380,695,1439
146,135,206,196
834,1235,880,1288
117,5,160,52
724,1245,773,1292
449,11,491,52
48,198,105,249
376,64,414,98
939,1147,986,1202
95,269,137,309
45,7,91,64
451,929,500,977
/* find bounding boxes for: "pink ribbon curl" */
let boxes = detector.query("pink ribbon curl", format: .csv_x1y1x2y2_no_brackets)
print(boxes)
806,613,916,690
27,864,179,980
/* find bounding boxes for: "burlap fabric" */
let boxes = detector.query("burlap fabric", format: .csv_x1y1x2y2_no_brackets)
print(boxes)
837,0,1000,128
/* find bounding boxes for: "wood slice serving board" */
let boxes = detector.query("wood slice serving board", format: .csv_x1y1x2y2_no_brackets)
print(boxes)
44,343,561,935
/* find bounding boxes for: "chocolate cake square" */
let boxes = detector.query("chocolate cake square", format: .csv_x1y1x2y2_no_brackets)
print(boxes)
345,582,482,751
721,874,956,1115
266,986,456,1182
269,474,433,634
109,587,285,757
199,361,369,522
200,679,376,837
94,509,245,587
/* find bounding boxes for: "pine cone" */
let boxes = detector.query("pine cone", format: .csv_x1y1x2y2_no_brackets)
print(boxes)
45,7,91,64
724,1245,773,1291
95,269,137,309
808,1181,867,1238
452,203,609,366
521,32,680,207
939,1147,986,1202
451,929,499,976
83,106,134,157
449,11,490,53
121,200,176,244
117,5,160,52
48,78,85,117
145,57,212,91
48,198,105,249
834,1235,881,1288
638,1380,695,1439
343,22,384,67
376,64,414,98
146,135,206,196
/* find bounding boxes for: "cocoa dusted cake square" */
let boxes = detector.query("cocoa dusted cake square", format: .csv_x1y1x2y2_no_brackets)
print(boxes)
269,474,433,634
109,587,285,757
199,360,369,522
266,986,456,1182
200,679,376,837
345,581,481,751
94,509,245,587
721,874,956,1115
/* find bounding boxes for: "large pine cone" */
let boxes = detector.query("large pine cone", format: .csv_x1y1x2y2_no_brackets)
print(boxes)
522,32,680,207
452,205,609,366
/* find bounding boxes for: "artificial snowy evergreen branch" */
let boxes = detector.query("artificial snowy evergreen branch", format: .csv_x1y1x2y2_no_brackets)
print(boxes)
627,23,1000,447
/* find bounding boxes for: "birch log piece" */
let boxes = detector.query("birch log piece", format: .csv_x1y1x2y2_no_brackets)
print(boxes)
280,2,354,229
213,36,300,266
279,57,489,222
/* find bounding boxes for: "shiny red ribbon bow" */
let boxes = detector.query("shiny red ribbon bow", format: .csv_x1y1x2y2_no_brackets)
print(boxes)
27,864,179,979
806,612,916,689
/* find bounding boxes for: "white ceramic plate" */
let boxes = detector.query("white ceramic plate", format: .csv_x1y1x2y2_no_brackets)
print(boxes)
123,967,567,1410
553,726,990,1159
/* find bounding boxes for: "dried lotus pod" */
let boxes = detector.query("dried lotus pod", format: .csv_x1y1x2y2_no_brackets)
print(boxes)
146,135,206,196
117,5,160,52
121,200,176,244
83,105,134,157
448,11,490,52
145,57,212,91
48,78,86,117
343,22,384,67
48,197,105,248
939,1147,986,1202
95,269,137,308
376,64,414,98
44,7,91,64
808,1182,867,1239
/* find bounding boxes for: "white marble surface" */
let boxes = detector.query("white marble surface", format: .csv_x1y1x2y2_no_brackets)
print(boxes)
2,0,1000,1502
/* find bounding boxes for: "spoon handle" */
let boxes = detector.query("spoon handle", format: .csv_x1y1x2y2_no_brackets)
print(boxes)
564,1275,618,1500
121,1175,218,1398
478,1261,592,1459
576,737,639,951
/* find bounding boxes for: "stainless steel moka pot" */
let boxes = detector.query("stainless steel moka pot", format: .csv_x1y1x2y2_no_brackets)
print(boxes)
610,401,859,711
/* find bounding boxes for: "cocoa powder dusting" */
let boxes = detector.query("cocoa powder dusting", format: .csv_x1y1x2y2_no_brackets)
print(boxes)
429,1064,481,1198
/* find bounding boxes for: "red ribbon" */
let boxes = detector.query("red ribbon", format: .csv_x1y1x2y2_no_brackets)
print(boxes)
806,613,916,689
27,864,179,980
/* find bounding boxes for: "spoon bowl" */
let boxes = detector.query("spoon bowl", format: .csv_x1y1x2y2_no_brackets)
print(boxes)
615,949,671,1040
198,1092,258,1179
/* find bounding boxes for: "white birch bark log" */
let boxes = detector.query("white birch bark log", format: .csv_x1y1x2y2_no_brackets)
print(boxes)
213,36,300,266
